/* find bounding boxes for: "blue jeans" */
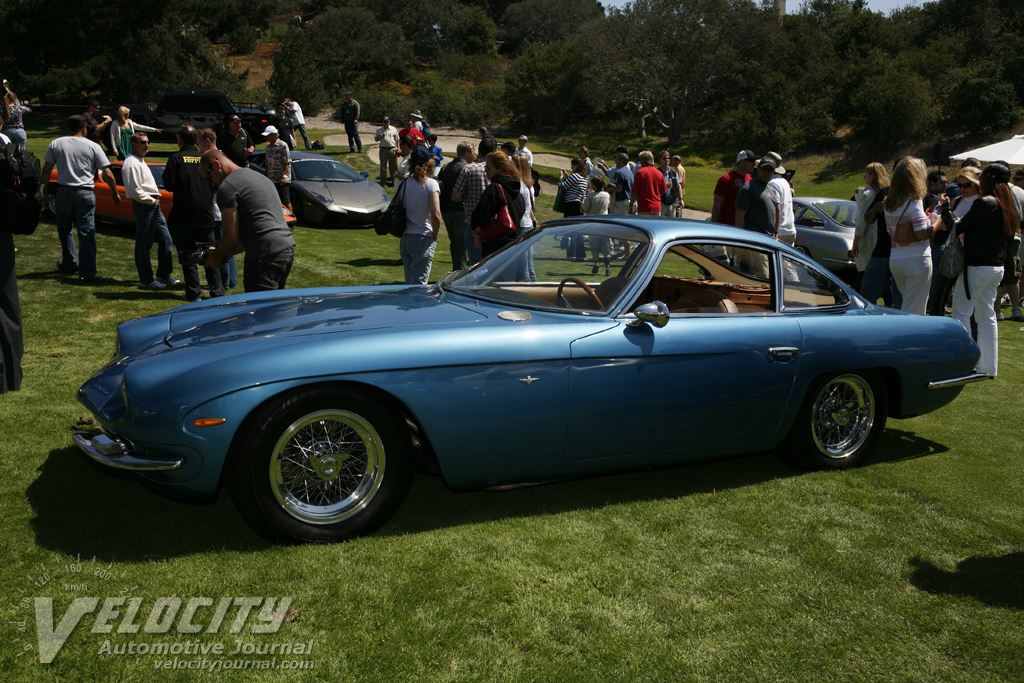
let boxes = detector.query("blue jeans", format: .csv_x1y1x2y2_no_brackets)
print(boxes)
55,186,97,279
859,256,902,308
213,221,237,289
344,122,361,152
295,123,310,149
463,222,482,265
4,127,27,150
441,210,467,271
131,202,174,285
400,233,436,284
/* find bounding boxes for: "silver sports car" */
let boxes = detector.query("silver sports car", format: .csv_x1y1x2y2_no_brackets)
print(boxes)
248,151,391,227
793,197,857,282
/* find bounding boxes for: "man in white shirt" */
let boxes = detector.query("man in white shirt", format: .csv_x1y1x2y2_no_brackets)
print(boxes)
515,135,533,166
374,116,401,186
764,152,796,246
284,98,310,149
122,133,176,289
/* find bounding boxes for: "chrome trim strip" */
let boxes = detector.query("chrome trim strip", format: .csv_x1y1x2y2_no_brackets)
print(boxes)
73,432,183,471
927,373,994,389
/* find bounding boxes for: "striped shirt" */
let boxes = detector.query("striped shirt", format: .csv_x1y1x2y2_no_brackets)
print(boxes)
562,172,589,203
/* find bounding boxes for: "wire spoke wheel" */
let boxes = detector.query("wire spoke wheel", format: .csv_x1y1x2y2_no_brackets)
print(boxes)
270,409,384,524
810,374,875,458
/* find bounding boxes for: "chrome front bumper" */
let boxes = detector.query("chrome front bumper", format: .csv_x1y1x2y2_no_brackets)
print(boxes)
927,373,995,390
73,431,183,471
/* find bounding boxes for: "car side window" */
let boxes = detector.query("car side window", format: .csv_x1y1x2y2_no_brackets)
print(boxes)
630,242,772,315
782,256,849,309
795,206,824,228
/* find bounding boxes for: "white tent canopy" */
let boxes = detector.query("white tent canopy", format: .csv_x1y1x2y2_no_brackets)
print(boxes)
951,135,1024,166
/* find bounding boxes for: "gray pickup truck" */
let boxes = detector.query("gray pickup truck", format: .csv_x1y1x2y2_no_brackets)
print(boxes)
101,89,276,149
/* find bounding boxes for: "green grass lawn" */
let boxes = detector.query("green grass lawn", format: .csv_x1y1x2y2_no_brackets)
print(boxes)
2,122,1023,681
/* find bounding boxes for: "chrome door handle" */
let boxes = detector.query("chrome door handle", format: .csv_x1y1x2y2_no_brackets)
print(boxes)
768,347,800,361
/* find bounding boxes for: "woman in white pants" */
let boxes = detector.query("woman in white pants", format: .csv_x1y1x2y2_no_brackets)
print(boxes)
884,158,932,315
936,163,1019,376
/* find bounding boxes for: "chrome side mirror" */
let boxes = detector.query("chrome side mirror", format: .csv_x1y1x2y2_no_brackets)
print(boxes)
628,301,670,328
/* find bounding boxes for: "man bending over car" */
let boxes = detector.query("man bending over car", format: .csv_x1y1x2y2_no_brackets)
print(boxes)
199,150,296,292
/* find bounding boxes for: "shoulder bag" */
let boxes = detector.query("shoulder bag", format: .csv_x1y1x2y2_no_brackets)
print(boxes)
375,179,408,237
479,184,516,244
937,218,965,279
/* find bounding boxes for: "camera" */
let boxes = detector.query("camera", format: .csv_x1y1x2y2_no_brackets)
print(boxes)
181,243,215,265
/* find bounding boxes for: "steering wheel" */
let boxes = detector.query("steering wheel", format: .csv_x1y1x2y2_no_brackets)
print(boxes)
557,277,604,310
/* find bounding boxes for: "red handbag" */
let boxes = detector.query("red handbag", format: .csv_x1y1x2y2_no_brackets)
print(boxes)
480,184,517,244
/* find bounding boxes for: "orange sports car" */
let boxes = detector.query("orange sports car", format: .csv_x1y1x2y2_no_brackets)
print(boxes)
47,161,296,226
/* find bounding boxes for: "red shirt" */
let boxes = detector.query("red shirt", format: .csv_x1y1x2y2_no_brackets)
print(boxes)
398,127,425,145
713,170,750,226
632,165,666,213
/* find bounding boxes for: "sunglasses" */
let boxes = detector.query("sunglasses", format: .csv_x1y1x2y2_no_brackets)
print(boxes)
956,181,973,188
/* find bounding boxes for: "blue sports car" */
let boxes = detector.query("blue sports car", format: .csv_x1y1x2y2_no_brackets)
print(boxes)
74,217,986,543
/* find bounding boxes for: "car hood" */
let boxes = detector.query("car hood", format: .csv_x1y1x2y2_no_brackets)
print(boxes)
163,287,484,347
296,179,388,211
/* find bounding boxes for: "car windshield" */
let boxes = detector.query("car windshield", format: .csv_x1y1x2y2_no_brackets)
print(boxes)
292,158,364,182
813,200,857,228
445,221,651,314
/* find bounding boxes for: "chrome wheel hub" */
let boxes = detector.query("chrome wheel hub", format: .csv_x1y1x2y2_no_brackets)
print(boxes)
270,410,385,524
811,375,875,458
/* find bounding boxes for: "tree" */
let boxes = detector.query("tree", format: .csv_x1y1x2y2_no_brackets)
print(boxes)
598,0,775,144
498,0,604,55
271,6,413,109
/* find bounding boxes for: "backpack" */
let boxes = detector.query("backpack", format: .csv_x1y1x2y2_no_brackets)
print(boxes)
0,142,42,235
311,140,325,150
419,120,431,138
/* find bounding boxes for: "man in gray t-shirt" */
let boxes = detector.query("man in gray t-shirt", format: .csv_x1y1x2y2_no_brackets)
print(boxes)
200,150,296,292
41,115,122,281
733,156,780,279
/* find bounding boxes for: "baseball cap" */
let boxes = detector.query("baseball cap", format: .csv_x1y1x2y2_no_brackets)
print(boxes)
409,146,431,167
519,135,528,142
261,125,278,136
758,157,778,171
383,115,391,122
227,114,241,123
737,149,757,164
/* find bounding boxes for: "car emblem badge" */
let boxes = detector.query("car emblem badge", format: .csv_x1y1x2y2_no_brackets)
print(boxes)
519,376,539,385
498,310,531,322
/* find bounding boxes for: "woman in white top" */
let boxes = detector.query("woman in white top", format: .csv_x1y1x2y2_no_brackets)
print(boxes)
109,106,161,160
583,176,612,275
511,155,537,282
398,147,441,285
884,158,932,314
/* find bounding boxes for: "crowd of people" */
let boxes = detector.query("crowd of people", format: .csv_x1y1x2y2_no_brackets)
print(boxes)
847,156,1024,377
4,91,1023,394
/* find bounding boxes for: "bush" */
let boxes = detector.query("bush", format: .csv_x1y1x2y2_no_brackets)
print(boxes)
850,69,938,151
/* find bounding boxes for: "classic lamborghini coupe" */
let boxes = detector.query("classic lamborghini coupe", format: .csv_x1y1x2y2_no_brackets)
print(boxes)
73,217,987,543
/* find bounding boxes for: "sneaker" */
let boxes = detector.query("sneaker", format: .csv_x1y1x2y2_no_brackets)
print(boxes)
1013,310,1024,322
139,280,167,290
157,276,181,287
591,265,599,274
182,294,202,303
995,311,1004,321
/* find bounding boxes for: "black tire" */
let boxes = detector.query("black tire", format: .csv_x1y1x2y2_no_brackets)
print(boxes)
228,386,413,543
289,189,305,222
780,371,887,470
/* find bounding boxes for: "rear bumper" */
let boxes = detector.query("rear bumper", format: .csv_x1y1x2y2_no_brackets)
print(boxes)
927,372,994,389
73,431,183,471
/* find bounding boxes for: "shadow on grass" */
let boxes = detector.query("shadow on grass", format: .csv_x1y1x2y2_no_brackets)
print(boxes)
27,447,269,561
908,553,1024,609
27,427,949,557
341,257,403,268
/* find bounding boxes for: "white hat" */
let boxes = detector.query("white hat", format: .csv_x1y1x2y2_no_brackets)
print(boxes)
261,125,279,136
